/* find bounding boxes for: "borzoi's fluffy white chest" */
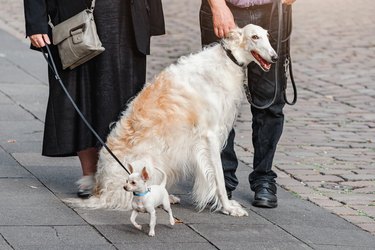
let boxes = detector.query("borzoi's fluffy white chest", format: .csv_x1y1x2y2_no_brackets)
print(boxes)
165,45,245,144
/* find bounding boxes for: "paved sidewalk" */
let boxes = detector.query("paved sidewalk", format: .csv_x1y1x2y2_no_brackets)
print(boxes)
0,0,375,249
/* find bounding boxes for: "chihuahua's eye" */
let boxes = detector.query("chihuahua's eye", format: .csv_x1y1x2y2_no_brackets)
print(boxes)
252,35,259,40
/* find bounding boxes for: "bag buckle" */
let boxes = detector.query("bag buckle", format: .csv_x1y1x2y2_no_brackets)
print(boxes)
70,27,84,44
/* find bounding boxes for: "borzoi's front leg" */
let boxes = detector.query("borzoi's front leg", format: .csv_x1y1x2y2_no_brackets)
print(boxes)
207,133,248,217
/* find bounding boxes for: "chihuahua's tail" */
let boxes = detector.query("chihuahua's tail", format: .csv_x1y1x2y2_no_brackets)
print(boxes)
154,167,167,188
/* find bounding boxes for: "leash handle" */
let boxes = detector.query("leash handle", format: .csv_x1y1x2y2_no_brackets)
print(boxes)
248,0,282,110
41,45,130,175
248,0,297,109
283,5,297,106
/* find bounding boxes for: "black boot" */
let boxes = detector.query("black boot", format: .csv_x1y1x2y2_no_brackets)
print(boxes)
252,182,277,208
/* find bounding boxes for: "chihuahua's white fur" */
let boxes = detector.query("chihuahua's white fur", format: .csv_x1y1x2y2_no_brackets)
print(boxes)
124,165,175,236
70,24,276,217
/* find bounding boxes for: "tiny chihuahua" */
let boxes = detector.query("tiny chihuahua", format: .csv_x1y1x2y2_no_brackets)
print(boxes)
123,164,175,236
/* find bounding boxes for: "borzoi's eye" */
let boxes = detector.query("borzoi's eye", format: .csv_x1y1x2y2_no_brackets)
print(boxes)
131,181,136,185
252,35,259,40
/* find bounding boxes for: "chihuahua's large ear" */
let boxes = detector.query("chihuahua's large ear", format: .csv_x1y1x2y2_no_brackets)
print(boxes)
226,26,243,42
127,164,134,174
141,167,149,181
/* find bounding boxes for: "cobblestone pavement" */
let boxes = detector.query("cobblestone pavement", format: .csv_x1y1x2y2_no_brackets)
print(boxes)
1,0,374,235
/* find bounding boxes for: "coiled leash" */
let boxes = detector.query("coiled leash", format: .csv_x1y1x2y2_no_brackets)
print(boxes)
41,45,130,175
245,0,297,109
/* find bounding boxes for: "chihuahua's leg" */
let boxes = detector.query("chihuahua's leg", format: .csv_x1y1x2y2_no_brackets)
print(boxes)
130,210,142,230
163,196,175,225
148,208,156,237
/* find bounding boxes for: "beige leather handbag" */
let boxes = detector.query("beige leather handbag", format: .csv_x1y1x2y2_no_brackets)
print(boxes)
51,0,105,70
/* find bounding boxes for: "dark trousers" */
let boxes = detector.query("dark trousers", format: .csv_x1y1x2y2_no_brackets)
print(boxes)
200,0,290,191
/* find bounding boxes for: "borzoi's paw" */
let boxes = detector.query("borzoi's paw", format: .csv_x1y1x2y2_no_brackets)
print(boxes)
169,194,181,204
229,199,242,208
134,224,142,230
221,200,248,217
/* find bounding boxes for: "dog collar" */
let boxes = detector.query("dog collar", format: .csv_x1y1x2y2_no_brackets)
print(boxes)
133,189,150,197
221,43,245,68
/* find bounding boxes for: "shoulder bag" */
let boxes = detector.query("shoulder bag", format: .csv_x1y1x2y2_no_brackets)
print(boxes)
51,0,105,70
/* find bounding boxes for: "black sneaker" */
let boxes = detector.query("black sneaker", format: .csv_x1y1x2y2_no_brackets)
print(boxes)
252,183,277,208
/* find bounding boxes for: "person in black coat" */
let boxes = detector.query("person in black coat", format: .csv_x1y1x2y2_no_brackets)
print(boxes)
23,0,165,198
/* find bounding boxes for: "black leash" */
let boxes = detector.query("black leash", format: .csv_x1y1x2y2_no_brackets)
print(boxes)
283,5,297,106
247,0,297,109
41,45,130,175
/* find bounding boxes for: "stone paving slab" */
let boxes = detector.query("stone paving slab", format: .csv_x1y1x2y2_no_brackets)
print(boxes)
115,242,217,250
190,223,305,247
0,226,115,250
284,225,375,247
0,121,44,143
0,178,85,226
95,224,207,244
310,245,375,250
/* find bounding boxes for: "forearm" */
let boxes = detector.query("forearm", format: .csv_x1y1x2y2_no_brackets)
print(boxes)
206,0,235,38
207,0,228,10
24,0,48,36
24,0,50,47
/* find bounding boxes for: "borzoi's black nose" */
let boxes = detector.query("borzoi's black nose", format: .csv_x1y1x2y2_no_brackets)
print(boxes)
271,55,278,63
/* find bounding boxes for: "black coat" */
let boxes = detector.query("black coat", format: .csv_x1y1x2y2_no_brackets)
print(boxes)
23,0,165,54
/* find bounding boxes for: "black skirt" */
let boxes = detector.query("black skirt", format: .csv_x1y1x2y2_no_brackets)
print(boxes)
43,0,146,156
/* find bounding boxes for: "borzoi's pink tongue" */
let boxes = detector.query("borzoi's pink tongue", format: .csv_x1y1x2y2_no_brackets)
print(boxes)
251,51,271,71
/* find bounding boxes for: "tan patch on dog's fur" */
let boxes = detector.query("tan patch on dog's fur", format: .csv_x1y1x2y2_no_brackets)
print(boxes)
106,72,199,153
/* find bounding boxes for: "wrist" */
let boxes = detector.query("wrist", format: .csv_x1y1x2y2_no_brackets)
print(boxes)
208,0,228,11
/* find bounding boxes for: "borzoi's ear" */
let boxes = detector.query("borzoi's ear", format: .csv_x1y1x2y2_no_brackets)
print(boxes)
226,26,243,43
127,164,134,174
141,167,150,181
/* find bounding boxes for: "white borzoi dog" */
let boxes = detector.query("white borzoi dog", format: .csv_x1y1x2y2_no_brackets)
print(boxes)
72,24,277,217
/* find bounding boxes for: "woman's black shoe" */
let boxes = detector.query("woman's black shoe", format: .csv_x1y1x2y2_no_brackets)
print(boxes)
76,175,94,199
77,189,91,199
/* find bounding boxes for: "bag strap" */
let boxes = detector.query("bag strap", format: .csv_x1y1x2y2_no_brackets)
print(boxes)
41,45,131,176
48,0,96,29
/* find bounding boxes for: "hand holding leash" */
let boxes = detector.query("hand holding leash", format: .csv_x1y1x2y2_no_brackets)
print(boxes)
208,0,236,38
29,34,51,48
